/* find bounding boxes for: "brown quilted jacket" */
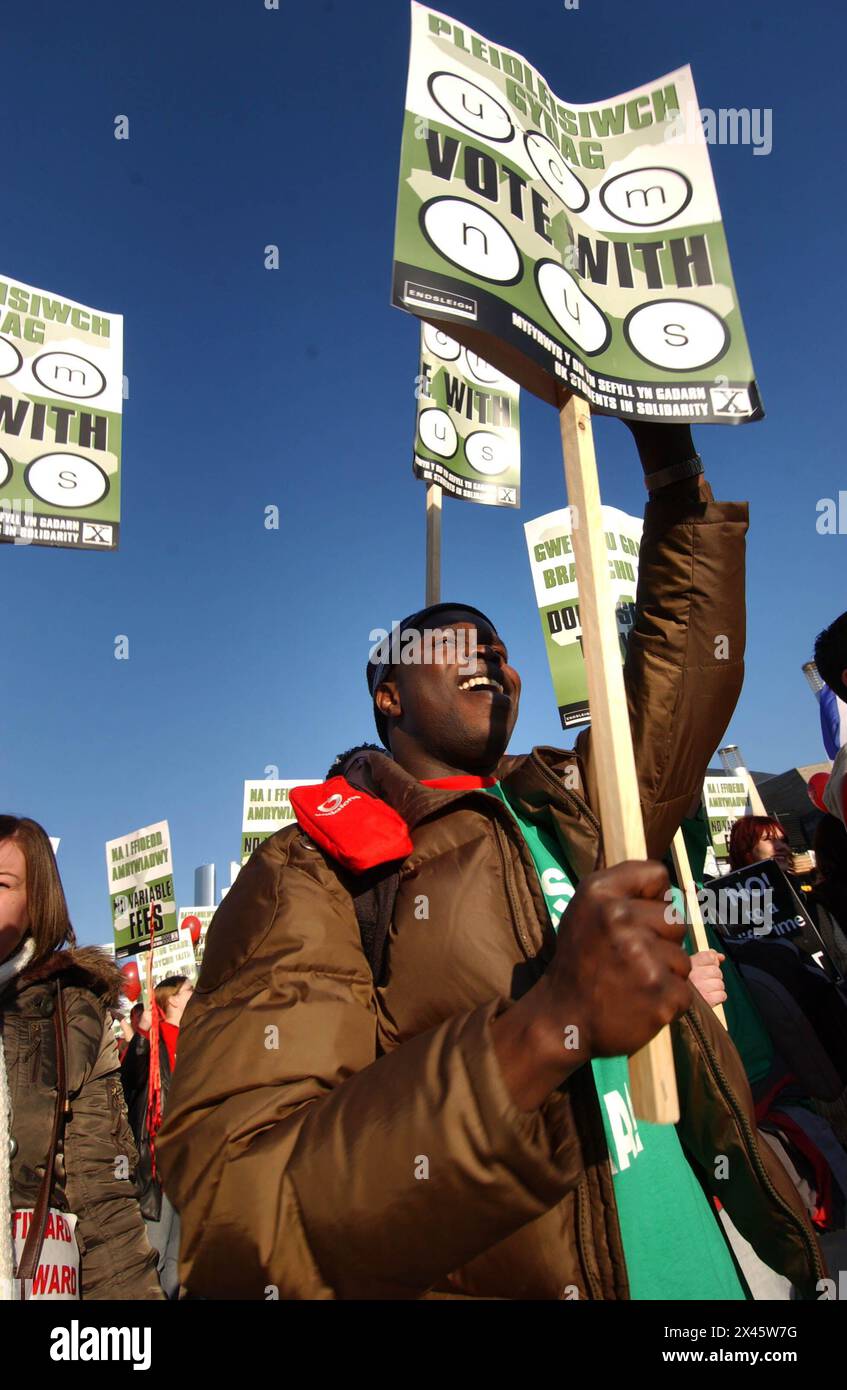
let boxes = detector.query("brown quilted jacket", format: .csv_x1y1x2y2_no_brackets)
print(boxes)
0,946,163,1299
158,477,824,1299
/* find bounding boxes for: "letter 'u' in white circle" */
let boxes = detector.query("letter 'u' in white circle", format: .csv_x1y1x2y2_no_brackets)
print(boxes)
624,300,728,371
0,336,23,378
427,72,514,143
0,449,11,487
420,198,523,285
465,431,511,476
535,261,611,355
524,132,589,213
25,453,110,507
423,324,461,361
463,352,504,386
599,167,692,228
33,351,106,399
419,408,458,459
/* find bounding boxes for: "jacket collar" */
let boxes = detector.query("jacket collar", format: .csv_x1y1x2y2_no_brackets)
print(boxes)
351,746,602,880
3,945,124,1007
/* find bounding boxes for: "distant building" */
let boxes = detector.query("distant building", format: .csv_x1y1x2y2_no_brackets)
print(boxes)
194,863,216,906
753,763,832,853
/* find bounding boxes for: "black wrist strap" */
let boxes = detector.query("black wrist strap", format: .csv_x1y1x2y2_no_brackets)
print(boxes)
644,454,703,495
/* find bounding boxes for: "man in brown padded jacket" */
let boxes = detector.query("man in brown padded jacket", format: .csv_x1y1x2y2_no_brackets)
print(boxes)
158,420,824,1300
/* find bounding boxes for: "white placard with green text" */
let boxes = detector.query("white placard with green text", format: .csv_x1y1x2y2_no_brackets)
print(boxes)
393,4,760,422
525,504,642,727
415,322,520,506
241,780,319,864
0,273,123,548
106,820,178,964
702,774,750,860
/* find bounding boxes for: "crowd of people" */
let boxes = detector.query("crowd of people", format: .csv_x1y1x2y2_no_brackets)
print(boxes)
2,421,847,1301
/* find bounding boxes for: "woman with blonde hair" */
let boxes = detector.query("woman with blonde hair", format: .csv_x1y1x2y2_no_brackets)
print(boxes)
0,815,162,1300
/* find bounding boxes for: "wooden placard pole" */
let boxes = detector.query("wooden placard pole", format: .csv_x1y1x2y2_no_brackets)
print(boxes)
145,900,156,1007
425,481,442,606
558,392,679,1124
671,828,728,1030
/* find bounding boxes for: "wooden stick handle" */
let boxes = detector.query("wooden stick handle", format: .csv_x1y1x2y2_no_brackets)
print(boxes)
425,482,442,606
671,829,728,1030
145,900,156,1006
558,393,679,1124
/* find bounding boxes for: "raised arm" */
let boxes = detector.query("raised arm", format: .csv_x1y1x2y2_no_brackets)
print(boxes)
577,422,749,861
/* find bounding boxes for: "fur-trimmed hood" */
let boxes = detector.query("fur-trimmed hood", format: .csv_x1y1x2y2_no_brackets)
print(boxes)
13,944,124,1007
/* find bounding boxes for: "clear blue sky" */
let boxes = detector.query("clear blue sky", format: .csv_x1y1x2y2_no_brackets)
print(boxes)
3,0,845,944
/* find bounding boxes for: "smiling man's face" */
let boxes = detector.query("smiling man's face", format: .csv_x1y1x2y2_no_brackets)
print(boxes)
375,619,521,777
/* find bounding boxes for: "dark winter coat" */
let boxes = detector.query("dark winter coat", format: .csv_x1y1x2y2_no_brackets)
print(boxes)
120,1029,173,1221
0,946,163,1299
159,478,824,1299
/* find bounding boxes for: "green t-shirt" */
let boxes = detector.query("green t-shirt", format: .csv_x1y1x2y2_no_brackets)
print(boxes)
486,781,745,1301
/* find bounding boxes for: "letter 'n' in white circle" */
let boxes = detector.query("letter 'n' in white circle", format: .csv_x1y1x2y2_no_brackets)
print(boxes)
419,197,523,285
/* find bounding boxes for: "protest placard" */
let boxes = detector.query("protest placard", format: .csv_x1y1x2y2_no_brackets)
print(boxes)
525,504,642,726
178,906,216,970
0,273,123,549
415,321,520,506
393,4,760,424
106,820,182,1002
703,859,840,983
11,1210,79,1301
393,3,764,1118
241,779,319,864
703,773,749,860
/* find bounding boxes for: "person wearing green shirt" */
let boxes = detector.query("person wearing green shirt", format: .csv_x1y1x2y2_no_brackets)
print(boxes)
485,781,746,1300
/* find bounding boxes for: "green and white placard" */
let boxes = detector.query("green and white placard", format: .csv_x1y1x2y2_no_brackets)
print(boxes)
178,906,216,972
241,779,319,865
393,4,760,422
0,274,123,548
703,773,750,860
415,321,520,506
525,504,642,727
106,820,178,962
148,928,198,988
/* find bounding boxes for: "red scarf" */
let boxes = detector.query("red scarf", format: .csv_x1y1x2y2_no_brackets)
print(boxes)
146,1000,164,1180
144,905,166,1179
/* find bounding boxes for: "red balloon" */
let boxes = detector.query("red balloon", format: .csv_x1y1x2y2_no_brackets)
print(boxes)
808,771,830,814
182,915,203,945
120,960,142,1002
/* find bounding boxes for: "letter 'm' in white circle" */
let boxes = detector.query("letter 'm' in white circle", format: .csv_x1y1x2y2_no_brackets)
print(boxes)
33,351,106,399
599,167,692,227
